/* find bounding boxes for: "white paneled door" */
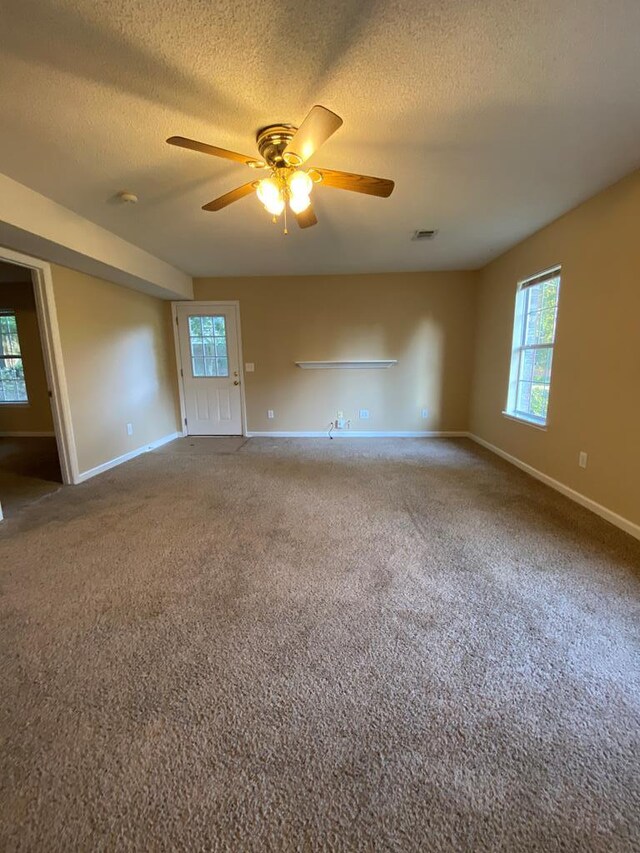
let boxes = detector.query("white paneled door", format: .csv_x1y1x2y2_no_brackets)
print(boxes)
176,303,243,435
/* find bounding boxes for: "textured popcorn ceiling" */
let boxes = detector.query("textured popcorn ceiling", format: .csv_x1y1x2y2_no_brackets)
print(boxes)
0,0,639,277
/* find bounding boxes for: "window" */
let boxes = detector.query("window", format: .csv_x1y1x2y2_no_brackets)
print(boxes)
505,267,561,427
187,315,229,377
0,311,28,403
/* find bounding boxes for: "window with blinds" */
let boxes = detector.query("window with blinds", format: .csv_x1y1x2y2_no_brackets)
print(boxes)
505,267,561,427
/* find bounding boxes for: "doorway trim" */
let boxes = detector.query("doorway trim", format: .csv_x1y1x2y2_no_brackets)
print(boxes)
0,246,78,484
171,300,248,437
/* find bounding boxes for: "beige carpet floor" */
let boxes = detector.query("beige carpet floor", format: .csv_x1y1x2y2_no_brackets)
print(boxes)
1,438,639,851
154,435,249,455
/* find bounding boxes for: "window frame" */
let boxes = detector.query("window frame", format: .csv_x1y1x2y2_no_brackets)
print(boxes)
0,309,29,405
503,266,561,429
186,313,230,379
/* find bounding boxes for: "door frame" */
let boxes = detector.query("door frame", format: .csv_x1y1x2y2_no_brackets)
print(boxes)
0,245,79,485
171,300,247,437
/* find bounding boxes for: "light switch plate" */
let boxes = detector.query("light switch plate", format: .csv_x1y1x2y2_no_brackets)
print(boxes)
245,363,255,372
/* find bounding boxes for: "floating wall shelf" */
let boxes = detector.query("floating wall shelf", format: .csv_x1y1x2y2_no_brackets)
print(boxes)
295,360,398,370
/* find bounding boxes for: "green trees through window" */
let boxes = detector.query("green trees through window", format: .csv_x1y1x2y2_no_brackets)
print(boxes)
0,312,28,403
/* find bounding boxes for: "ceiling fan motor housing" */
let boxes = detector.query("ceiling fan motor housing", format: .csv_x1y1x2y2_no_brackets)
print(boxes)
256,124,298,168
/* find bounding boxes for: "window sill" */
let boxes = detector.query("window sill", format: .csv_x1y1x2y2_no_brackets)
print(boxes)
0,402,30,407
502,411,548,431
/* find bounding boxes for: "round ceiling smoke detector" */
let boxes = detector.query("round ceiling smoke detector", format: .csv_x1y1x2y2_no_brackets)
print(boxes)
118,191,138,204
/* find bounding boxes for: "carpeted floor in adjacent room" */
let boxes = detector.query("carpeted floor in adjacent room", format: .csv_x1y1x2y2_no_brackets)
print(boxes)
0,436,62,517
1,437,639,851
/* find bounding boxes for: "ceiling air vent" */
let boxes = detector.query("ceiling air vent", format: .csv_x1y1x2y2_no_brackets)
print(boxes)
412,229,438,241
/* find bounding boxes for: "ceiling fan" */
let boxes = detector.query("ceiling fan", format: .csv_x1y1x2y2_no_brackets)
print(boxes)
167,105,394,232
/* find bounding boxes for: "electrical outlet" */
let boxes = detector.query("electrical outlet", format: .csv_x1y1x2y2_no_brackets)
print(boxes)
336,410,344,420
126,423,133,436
267,410,274,419
421,408,429,419
578,451,588,469
358,409,370,420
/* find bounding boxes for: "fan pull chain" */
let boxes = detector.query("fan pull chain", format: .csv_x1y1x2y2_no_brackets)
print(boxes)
283,203,288,235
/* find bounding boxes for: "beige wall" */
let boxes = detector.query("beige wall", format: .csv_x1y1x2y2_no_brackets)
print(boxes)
194,272,478,433
470,169,640,526
52,265,181,474
0,280,54,433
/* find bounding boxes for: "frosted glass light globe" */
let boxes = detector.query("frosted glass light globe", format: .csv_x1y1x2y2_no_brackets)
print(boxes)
264,196,285,216
256,177,281,207
289,193,311,214
288,170,313,198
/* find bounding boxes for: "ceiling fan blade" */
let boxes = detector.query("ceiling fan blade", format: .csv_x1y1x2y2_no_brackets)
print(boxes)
314,167,394,198
202,182,256,211
295,205,318,229
283,105,343,165
167,136,264,168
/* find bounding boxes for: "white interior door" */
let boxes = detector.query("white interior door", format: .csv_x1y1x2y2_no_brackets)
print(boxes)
176,303,243,435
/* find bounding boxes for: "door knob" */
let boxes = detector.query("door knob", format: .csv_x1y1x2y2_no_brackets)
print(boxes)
233,380,240,386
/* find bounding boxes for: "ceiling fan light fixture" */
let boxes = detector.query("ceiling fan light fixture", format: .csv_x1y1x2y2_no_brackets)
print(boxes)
289,193,311,214
283,151,303,166
288,168,313,214
168,105,394,231
256,177,283,215
263,194,285,216
288,169,313,197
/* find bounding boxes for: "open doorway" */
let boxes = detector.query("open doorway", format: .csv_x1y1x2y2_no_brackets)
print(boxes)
0,261,62,515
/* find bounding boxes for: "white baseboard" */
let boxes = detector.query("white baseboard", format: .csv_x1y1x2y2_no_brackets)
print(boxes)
0,430,56,437
245,430,468,438
468,433,640,542
75,432,181,484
